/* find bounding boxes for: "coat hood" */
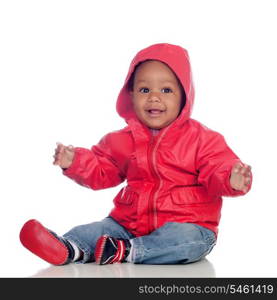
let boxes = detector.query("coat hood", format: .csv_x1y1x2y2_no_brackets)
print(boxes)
116,43,195,125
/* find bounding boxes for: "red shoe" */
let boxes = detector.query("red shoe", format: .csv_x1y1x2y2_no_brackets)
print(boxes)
94,234,131,265
19,219,74,265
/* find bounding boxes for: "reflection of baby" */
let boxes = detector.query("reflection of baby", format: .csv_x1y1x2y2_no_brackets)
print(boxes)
20,43,252,266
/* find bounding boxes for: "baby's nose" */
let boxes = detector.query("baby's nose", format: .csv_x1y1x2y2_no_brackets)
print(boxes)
148,92,161,102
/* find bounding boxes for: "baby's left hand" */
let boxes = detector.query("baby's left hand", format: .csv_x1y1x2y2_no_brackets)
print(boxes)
230,163,252,193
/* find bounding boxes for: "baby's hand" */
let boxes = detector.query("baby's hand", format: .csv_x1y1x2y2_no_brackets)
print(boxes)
53,142,75,169
230,163,252,193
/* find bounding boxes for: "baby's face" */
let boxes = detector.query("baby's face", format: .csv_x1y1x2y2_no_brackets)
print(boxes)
130,60,183,129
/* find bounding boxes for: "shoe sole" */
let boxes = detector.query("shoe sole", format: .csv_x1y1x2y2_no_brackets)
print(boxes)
94,234,109,265
19,219,69,265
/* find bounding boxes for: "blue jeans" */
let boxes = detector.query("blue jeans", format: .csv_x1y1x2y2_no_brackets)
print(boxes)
63,217,216,264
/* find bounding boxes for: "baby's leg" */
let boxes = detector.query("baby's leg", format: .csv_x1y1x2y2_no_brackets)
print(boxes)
63,216,134,263
20,217,133,265
130,222,216,264
20,219,75,265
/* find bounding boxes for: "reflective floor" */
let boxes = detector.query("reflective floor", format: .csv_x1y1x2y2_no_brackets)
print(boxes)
31,259,216,278
3,241,277,278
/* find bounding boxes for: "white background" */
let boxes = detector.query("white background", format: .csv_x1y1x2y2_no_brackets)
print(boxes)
0,0,276,277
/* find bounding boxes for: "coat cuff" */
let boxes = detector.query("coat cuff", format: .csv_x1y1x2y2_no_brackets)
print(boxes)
62,147,84,178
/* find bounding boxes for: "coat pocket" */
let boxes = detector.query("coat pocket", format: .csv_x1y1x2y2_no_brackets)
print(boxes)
171,186,214,205
115,186,138,205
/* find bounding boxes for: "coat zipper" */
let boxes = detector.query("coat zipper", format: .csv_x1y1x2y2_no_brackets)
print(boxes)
147,126,170,233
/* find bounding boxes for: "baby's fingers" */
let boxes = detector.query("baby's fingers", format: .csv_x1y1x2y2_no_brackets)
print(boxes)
245,173,252,187
245,165,252,177
232,163,243,174
55,142,65,153
241,164,251,174
53,152,63,165
243,166,252,192
233,163,251,175
242,187,248,193
53,142,65,165
65,145,74,153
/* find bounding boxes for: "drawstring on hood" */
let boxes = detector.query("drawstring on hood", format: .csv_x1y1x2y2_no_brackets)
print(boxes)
116,43,195,126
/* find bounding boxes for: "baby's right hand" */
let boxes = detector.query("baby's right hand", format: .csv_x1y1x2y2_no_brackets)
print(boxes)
53,142,75,169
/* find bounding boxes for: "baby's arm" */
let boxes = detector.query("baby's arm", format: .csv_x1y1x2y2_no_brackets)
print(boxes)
53,134,126,190
196,128,252,197
230,163,252,193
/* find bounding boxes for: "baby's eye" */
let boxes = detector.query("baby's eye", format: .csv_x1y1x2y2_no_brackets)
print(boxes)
139,87,150,93
161,88,173,93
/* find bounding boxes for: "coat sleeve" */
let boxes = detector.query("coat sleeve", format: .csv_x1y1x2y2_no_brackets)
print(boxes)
63,133,126,190
196,127,252,197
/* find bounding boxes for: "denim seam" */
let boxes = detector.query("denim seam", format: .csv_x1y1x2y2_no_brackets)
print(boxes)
131,237,146,263
193,224,216,245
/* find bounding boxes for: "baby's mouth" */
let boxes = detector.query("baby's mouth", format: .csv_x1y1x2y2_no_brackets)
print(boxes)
146,109,165,116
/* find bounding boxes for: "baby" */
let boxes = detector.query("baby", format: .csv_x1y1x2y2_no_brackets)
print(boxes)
20,43,252,265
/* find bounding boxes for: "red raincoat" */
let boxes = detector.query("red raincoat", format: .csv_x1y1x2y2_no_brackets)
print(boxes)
64,43,251,237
